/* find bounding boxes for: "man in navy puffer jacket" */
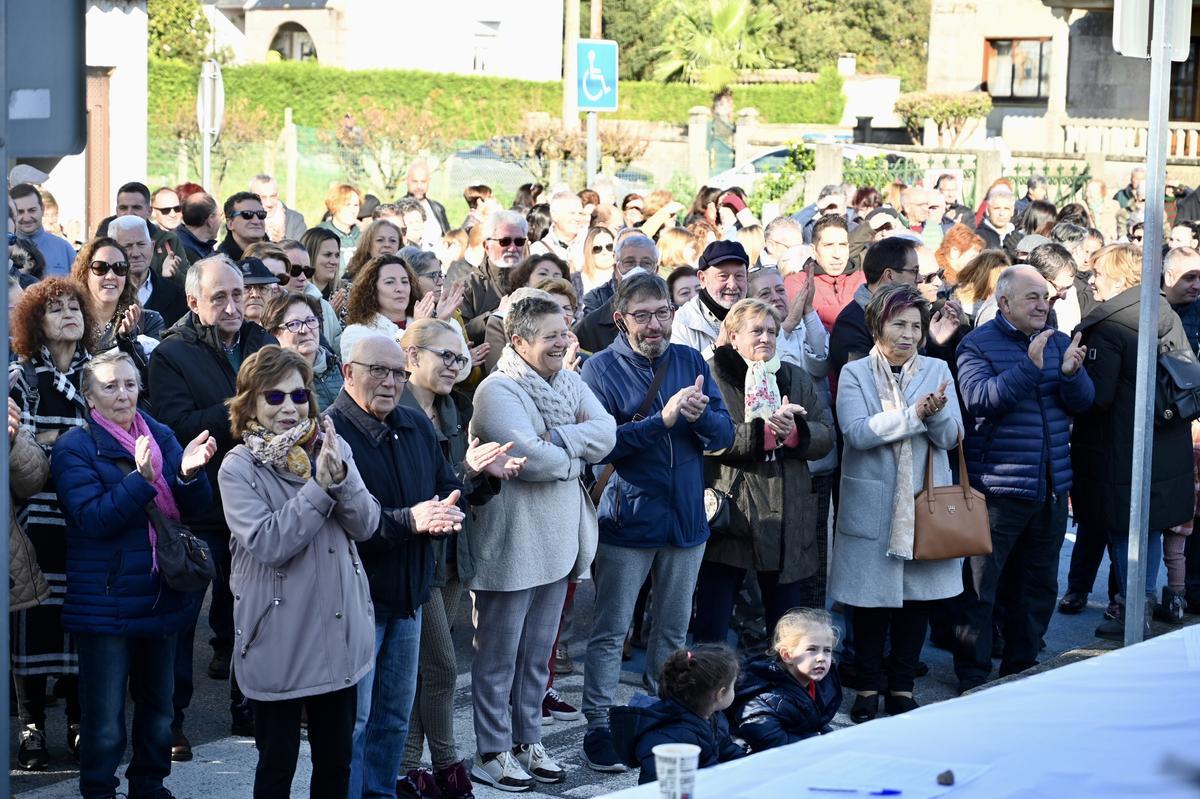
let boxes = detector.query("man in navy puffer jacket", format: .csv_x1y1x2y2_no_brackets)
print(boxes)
579,273,734,771
953,265,1094,693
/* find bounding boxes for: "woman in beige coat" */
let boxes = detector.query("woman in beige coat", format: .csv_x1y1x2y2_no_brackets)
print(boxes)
218,346,380,799
9,397,49,611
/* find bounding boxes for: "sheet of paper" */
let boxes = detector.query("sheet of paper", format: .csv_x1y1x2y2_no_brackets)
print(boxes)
1184,625,1200,669
732,751,990,799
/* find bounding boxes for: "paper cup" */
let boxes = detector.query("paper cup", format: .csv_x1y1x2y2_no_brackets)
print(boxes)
652,742,701,799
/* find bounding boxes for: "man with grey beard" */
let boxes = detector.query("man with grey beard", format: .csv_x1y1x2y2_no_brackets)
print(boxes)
578,273,734,772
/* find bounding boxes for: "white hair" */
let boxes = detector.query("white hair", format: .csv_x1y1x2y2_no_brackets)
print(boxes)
986,186,1016,202
615,233,658,263
106,215,150,240
185,254,242,300
484,209,528,239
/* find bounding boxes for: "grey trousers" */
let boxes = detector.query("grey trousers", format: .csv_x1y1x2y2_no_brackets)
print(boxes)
470,578,568,755
582,541,706,730
403,579,463,770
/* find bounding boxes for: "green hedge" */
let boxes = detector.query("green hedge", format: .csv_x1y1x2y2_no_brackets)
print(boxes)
149,59,845,142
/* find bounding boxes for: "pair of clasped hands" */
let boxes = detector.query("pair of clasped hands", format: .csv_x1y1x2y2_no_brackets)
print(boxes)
413,438,528,535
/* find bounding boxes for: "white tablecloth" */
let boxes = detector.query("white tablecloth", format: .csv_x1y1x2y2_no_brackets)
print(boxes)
603,626,1200,798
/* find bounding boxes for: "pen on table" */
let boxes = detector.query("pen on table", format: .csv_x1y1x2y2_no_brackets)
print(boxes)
808,789,902,796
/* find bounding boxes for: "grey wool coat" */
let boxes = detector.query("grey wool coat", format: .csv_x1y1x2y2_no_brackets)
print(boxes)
704,346,834,582
464,369,616,593
829,354,966,609
218,435,381,702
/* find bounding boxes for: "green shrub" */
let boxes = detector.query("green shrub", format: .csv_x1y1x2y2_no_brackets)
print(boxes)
748,144,815,218
893,91,992,145
149,59,845,143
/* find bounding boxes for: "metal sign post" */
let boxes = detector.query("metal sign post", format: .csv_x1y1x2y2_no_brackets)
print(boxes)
576,38,618,187
197,59,225,190
1120,0,1181,646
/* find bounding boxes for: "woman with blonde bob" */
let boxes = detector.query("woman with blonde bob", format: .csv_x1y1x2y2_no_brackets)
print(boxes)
317,183,363,271
697,298,833,646
1069,244,1194,638
218,345,379,798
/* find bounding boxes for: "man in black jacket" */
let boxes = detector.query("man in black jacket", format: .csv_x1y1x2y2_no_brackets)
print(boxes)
405,160,451,237
147,254,277,754
218,192,267,262
327,334,467,798
175,192,221,266
462,210,530,343
110,215,188,327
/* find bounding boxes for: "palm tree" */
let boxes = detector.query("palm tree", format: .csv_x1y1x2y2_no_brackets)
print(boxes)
650,0,780,92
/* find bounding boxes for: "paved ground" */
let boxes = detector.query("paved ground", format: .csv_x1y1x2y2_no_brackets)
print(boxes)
9,526,1177,798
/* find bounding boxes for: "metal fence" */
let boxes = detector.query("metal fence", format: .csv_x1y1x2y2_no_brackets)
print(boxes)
842,151,980,208
1003,161,1092,206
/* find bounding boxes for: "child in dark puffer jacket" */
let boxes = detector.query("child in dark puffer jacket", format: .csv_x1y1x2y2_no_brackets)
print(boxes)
610,645,748,784
734,608,843,751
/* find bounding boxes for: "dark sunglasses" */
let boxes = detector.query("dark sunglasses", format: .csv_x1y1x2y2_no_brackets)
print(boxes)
89,260,130,277
488,236,527,248
288,264,316,279
154,205,182,215
261,389,310,406
234,210,268,221
591,242,615,254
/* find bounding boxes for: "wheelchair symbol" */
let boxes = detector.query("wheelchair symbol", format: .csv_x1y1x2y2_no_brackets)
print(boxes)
581,50,611,102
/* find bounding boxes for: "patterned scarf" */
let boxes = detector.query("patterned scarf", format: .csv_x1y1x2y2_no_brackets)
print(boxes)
242,418,318,479
89,409,181,573
743,352,783,422
494,344,583,428
37,345,89,411
868,345,920,561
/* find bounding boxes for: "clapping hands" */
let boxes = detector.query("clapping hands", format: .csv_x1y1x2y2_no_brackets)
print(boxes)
466,438,527,480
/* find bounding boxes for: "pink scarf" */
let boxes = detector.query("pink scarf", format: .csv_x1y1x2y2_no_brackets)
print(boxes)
89,409,182,573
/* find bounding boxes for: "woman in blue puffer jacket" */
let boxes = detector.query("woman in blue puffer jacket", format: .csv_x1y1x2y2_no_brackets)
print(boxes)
52,350,216,799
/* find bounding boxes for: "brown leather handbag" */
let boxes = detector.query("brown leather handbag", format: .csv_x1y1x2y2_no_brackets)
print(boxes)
912,438,993,560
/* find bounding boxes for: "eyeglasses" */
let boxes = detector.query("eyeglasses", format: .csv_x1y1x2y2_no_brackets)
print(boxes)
277,316,320,334
418,270,445,285
349,361,410,382
591,242,615,255
261,389,310,406
874,223,896,233
617,258,657,272
89,260,130,277
487,236,527,248
234,210,268,221
288,264,316,279
623,306,674,325
154,205,181,215
417,346,469,370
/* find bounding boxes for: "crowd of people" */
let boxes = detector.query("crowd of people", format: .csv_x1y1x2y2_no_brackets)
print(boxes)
7,159,1200,799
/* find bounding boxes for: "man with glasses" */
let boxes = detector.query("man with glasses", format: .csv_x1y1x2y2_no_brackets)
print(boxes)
109,214,188,328
237,256,288,326
936,173,976,229
978,187,1017,251
248,173,307,242
578,272,734,772
151,187,183,232
218,191,268,262
96,181,189,280
326,334,467,799
462,210,530,343
574,234,659,354
671,240,750,357
9,183,77,277
148,255,278,758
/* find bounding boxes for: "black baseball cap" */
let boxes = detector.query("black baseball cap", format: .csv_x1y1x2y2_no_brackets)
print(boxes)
238,257,288,286
697,240,749,271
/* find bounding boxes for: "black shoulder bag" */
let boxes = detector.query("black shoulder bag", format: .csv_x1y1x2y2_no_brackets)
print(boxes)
118,459,217,593
588,353,673,507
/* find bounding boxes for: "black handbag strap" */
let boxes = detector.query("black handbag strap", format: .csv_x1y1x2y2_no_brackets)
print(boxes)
590,352,674,504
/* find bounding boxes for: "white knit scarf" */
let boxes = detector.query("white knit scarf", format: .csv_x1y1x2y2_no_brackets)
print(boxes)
494,344,583,429
868,345,920,561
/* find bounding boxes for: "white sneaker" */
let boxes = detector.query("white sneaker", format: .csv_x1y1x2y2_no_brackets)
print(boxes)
513,742,566,784
471,750,534,793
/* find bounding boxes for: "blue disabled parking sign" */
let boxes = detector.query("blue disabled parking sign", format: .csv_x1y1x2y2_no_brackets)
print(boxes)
577,39,619,112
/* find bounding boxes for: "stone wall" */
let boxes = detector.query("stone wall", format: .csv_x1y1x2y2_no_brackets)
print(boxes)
1066,12,1151,119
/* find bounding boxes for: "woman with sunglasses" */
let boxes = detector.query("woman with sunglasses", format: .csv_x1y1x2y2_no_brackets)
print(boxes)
396,317,523,798
263,293,344,412
575,226,617,297
69,238,162,395
219,345,379,798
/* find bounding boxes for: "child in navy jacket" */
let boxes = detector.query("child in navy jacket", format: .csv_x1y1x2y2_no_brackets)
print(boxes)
734,608,843,751
610,645,748,783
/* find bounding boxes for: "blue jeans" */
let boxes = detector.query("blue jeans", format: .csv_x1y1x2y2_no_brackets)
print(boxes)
1109,528,1164,597
77,633,176,799
349,610,422,799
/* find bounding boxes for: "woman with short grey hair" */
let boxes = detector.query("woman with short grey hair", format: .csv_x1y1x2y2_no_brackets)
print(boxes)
464,295,615,791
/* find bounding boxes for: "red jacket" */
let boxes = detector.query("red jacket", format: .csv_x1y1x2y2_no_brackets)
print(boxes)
784,262,867,332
